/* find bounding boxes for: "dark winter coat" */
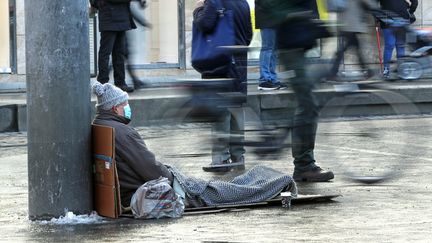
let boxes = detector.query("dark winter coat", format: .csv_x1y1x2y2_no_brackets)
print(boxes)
379,0,418,19
193,0,252,48
193,0,252,93
93,110,173,207
254,0,318,29
378,0,418,28
91,0,137,32
254,0,328,50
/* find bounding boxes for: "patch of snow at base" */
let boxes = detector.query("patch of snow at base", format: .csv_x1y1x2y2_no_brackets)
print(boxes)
38,211,106,225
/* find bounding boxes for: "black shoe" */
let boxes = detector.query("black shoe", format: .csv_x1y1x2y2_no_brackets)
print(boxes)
117,84,134,93
258,81,279,91
202,159,232,173
293,166,334,182
133,80,148,90
231,155,246,171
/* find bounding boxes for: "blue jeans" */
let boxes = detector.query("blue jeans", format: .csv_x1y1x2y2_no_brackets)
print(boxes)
382,27,406,69
259,28,277,83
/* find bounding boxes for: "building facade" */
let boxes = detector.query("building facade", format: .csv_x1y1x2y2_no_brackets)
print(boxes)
0,0,431,88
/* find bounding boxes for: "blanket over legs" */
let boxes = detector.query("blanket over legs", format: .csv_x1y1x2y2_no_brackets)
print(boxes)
167,165,297,207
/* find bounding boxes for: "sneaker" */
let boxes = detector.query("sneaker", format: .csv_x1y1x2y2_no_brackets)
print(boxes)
382,67,390,79
293,166,334,182
258,81,279,91
116,84,135,93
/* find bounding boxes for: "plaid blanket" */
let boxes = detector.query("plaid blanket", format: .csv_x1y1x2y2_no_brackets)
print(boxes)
168,165,297,207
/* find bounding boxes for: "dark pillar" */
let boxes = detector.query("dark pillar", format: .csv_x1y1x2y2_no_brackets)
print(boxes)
25,0,92,220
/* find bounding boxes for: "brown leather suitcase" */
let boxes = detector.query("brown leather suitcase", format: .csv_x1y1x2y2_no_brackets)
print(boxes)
92,124,121,218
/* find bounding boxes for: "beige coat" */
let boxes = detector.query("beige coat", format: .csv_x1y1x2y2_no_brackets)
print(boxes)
339,0,378,33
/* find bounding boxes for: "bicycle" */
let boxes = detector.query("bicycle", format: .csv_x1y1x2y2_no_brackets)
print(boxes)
316,80,427,184
153,73,431,185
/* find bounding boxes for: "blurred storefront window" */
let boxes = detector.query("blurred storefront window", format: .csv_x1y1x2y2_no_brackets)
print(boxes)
126,0,182,68
0,0,12,73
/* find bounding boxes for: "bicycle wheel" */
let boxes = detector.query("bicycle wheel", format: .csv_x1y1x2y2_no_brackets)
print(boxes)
397,59,423,80
318,89,422,184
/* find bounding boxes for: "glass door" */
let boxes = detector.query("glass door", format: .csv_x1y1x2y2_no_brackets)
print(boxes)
127,0,182,68
0,0,11,73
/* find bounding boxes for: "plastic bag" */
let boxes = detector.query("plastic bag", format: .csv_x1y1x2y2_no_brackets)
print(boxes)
130,177,185,219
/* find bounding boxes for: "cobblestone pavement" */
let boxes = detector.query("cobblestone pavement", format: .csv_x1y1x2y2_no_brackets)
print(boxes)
1,117,432,242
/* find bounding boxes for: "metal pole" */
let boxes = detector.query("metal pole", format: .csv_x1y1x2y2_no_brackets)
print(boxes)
25,0,92,220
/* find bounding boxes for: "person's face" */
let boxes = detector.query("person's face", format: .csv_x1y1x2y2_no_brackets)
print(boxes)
113,102,129,117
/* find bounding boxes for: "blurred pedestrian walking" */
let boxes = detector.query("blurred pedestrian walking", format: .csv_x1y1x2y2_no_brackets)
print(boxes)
378,0,418,79
193,0,252,172
255,0,284,90
257,0,334,182
125,0,152,89
327,0,378,81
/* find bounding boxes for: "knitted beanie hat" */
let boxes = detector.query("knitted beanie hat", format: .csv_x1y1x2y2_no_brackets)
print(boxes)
91,81,129,110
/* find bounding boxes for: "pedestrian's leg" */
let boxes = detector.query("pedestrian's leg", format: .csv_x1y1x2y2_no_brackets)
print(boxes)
280,49,319,169
229,107,245,166
125,34,146,88
352,33,370,72
210,109,231,164
395,27,406,59
258,29,279,90
97,31,116,84
352,33,373,79
231,52,248,93
267,29,278,83
112,31,127,86
382,28,396,70
279,48,333,182
329,32,351,77
259,28,274,82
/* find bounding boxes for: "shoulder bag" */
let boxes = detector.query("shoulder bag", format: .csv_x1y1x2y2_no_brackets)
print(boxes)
191,0,235,76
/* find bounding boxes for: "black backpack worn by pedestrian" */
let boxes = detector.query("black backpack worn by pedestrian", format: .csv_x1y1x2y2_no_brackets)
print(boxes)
256,0,331,51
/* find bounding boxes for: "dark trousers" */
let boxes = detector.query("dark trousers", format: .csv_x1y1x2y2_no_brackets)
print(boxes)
330,32,368,76
97,31,127,86
279,48,320,171
202,52,248,164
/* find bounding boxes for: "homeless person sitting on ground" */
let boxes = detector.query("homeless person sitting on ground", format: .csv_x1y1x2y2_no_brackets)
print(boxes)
91,81,297,219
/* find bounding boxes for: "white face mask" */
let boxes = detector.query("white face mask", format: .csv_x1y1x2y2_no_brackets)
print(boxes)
123,104,132,119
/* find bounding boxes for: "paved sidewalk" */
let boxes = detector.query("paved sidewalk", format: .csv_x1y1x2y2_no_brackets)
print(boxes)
1,116,432,242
